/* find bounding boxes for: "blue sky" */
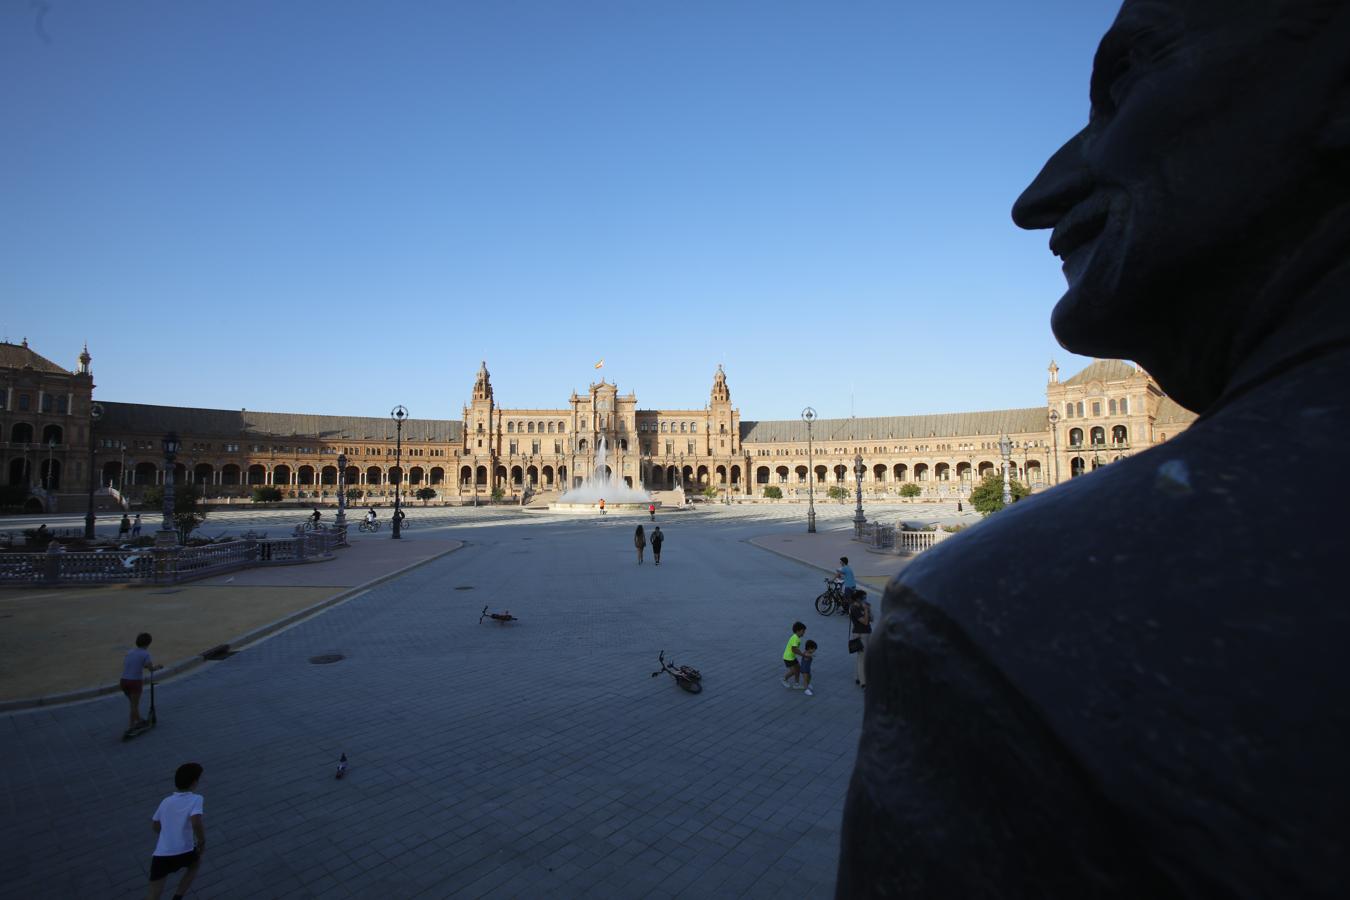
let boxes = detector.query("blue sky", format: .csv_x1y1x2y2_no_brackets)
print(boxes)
2,1,1119,422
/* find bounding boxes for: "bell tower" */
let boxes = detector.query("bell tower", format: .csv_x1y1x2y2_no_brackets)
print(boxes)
709,364,738,453
464,361,495,451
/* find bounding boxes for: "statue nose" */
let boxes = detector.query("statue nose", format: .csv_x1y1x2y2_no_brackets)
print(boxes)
1012,130,1093,230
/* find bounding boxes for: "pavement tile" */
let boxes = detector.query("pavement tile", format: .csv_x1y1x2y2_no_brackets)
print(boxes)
0,505,885,897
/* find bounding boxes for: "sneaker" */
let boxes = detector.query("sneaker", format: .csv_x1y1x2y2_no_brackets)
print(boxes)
791,684,805,690
781,679,792,688
804,688,814,696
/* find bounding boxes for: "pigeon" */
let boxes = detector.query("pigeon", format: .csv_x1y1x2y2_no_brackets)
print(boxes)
223,577,235,584
335,753,348,780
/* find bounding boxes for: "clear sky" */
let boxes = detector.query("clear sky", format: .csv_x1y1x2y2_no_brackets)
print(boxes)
2,1,1120,423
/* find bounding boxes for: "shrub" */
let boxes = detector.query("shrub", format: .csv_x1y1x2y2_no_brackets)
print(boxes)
415,487,436,504
826,485,849,501
251,486,283,503
345,487,363,501
0,484,30,511
898,483,922,498
490,486,505,501
968,472,1031,517
942,524,967,533
702,484,719,499
762,485,783,499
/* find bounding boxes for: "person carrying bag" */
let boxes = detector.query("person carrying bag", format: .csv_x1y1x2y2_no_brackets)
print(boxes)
849,592,872,689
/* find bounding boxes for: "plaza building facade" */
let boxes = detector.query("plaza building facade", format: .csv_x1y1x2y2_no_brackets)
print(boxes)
1,340,1196,512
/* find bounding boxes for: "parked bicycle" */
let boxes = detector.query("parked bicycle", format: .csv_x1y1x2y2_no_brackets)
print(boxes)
358,519,382,533
814,578,853,616
651,650,702,694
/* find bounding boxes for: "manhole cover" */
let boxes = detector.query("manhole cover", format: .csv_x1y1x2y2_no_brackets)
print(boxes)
455,586,474,591
309,654,345,665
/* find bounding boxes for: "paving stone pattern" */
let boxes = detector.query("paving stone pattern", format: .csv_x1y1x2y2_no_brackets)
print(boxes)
0,509,869,898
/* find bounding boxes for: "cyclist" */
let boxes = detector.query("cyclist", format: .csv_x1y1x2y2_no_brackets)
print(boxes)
365,507,377,527
310,507,321,528
394,508,406,527
835,556,857,602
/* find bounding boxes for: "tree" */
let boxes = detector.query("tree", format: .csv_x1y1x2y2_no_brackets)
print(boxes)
415,487,436,505
345,487,363,502
968,471,1031,517
143,484,208,541
701,484,719,499
762,485,783,499
826,485,849,501
251,486,283,503
899,482,922,498
490,486,506,501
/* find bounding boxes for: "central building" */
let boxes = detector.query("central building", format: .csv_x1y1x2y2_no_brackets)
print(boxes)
462,361,742,494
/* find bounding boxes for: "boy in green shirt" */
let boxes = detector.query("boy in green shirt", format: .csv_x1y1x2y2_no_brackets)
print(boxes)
781,621,807,689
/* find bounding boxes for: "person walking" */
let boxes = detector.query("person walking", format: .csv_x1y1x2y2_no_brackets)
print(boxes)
650,526,664,565
599,498,606,515
648,503,656,521
118,514,132,540
131,513,142,537
634,524,646,564
849,591,873,689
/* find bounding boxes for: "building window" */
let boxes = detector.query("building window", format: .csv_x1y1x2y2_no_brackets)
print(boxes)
1076,401,1084,417
509,440,518,454
665,440,673,454
57,396,68,414
1121,397,1129,414
661,422,667,433
42,394,53,413
532,440,540,454
554,441,562,453
691,422,697,433
1092,401,1101,416
1109,399,1117,415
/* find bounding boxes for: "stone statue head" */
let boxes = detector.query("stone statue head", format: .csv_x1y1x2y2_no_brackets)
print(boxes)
1013,0,1350,412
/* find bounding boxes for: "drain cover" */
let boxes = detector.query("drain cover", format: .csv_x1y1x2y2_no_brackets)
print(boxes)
309,654,345,665
454,586,474,591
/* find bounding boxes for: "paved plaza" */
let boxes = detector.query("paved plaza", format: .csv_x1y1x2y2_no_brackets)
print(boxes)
0,503,948,899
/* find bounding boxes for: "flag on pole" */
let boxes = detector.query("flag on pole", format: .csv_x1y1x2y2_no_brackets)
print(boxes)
594,359,604,369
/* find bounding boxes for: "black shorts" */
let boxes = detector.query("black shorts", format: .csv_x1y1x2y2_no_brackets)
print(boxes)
783,658,798,669
149,850,198,882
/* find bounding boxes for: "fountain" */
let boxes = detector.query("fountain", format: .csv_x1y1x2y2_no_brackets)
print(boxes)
552,437,657,512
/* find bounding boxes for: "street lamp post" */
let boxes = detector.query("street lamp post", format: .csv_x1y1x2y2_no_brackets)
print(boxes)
1048,409,1061,485
853,453,866,537
156,431,181,547
84,402,102,542
1000,433,1013,508
391,406,407,539
802,407,816,533
336,452,348,529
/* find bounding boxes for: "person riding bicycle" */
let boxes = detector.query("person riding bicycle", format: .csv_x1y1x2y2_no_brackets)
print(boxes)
394,508,405,525
310,507,321,528
835,556,857,601
365,507,377,526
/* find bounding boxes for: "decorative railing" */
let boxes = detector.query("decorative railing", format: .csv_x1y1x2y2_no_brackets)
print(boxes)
0,526,345,587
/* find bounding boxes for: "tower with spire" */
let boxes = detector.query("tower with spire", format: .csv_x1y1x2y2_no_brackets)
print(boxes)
77,344,92,376
463,361,496,454
708,364,739,453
